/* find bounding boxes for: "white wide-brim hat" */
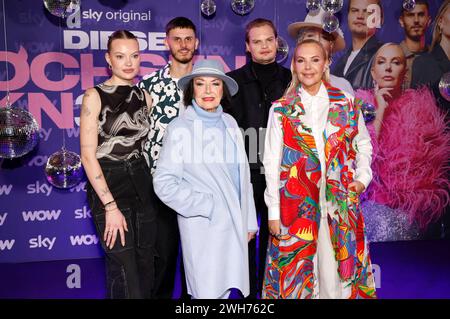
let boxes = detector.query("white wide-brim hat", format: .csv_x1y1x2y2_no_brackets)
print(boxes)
178,59,239,96
287,8,346,53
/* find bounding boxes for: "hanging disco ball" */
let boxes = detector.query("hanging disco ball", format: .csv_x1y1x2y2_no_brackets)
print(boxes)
439,72,450,102
403,0,416,12
322,12,339,33
361,102,376,123
0,106,39,159
306,0,321,12
43,0,80,18
320,0,343,14
231,0,255,16
201,0,217,16
276,36,289,64
45,147,83,189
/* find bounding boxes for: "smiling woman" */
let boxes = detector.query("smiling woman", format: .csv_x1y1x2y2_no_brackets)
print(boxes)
262,39,376,299
153,59,258,299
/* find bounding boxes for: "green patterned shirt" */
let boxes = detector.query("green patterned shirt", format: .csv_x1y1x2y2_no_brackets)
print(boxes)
138,62,184,173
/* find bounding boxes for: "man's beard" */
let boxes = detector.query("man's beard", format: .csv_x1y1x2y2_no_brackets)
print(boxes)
171,49,194,64
407,27,424,41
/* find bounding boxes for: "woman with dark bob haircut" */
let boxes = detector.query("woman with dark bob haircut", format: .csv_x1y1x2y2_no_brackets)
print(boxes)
153,59,258,299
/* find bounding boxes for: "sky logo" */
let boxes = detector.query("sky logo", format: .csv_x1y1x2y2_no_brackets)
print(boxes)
22,210,62,222
29,236,56,250
70,234,99,246
27,181,53,196
0,239,15,251
0,184,13,196
74,206,91,219
0,213,8,226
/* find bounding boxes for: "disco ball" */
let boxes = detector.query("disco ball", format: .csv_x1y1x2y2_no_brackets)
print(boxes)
403,0,416,12
361,102,376,123
231,0,255,15
0,106,39,159
43,0,80,18
306,0,321,12
320,0,343,14
45,147,83,189
322,12,339,33
201,0,217,16
439,72,450,102
276,36,289,64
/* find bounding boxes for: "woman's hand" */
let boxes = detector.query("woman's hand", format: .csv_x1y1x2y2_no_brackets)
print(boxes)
269,219,281,239
104,205,129,249
374,83,393,111
248,232,257,242
348,180,365,195
373,83,392,137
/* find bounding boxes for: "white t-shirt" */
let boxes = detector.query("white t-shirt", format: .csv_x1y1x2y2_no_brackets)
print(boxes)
343,49,361,76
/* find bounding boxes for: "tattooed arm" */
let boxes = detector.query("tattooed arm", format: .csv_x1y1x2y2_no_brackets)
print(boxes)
80,88,128,249
80,88,113,204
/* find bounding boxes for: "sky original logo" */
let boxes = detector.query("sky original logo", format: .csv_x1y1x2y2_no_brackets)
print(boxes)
69,234,99,246
0,239,15,251
27,181,53,196
22,210,61,222
0,184,13,196
29,235,56,250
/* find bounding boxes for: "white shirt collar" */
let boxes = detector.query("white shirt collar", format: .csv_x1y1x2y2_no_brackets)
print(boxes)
299,82,328,101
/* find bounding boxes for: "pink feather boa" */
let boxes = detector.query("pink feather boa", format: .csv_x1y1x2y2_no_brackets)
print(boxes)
356,87,450,230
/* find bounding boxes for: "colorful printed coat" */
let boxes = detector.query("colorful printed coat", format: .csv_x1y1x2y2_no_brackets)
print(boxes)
262,83,376,299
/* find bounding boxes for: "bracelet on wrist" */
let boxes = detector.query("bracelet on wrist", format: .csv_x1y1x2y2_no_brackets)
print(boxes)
104,200,115,208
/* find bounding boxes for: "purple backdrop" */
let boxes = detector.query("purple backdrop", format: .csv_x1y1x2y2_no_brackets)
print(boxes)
0,0,448,298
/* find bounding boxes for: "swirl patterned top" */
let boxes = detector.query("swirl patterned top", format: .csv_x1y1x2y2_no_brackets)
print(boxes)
94,83,150,161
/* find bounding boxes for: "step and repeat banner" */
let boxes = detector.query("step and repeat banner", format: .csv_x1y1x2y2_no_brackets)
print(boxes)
0,0,447,263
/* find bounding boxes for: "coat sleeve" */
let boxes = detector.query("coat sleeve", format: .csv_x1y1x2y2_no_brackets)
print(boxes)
153,123,214,219
263,104,284,221
353,109,373,190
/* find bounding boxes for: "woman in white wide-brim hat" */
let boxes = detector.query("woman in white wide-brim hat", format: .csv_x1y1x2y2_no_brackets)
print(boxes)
153,59,258,299
287,7,354,95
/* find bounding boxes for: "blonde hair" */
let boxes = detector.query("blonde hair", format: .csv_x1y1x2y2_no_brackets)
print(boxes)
284,39,330,96
371,42,407,70
431,0,450,51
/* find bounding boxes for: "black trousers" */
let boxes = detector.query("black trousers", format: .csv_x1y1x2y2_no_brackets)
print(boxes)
152,191,189,299
247,175,269,299
87,156,158,299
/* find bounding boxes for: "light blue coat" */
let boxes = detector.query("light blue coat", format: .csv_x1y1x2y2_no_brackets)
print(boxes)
153,106,258,299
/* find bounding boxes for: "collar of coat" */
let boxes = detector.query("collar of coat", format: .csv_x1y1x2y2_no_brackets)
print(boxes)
239,60,287,84
274,81,354,164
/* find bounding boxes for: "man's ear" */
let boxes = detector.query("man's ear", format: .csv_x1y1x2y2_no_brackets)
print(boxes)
164,37,169,50
399,16,405,29
195,38,199,50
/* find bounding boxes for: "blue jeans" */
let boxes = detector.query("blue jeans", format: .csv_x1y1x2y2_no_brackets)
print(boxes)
87,156,158,299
